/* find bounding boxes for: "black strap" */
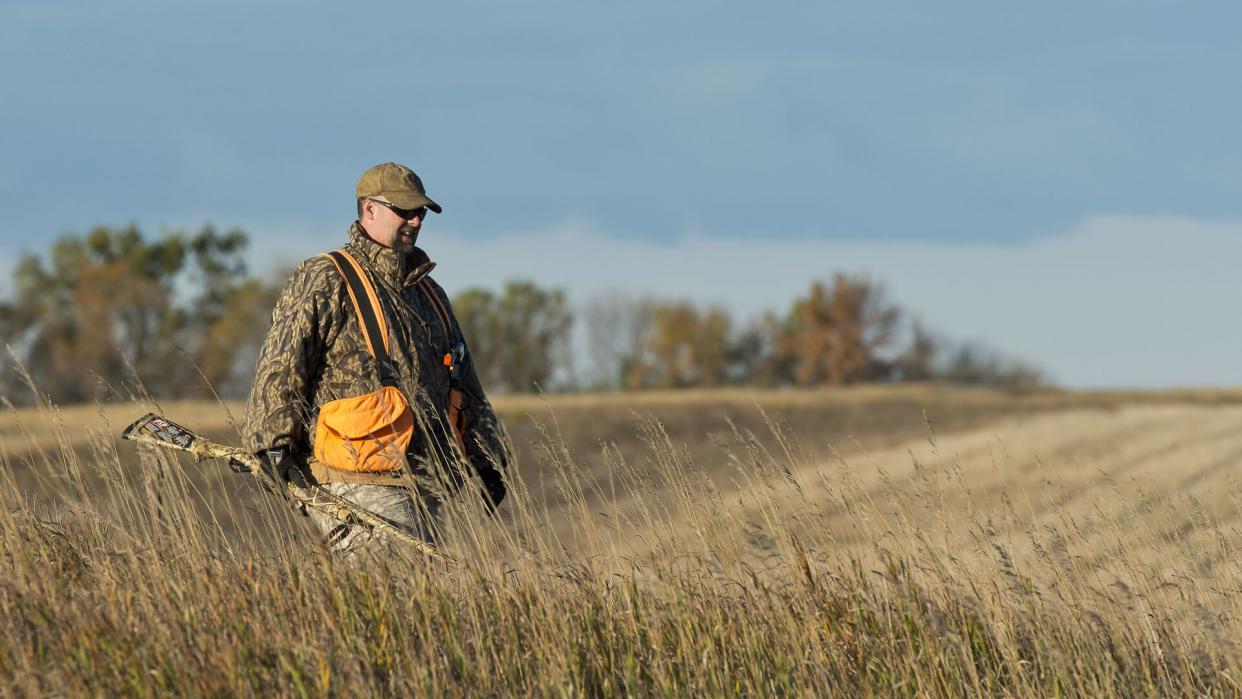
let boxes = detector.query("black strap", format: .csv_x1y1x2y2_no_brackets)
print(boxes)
417,279,473,389
327,250,400,388
417,279,458,351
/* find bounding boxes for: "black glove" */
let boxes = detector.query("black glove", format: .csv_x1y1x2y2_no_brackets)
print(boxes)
259,447,308,488
480,472,506,514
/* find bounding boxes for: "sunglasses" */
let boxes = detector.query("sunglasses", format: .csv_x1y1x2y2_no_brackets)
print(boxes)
367,199,428,221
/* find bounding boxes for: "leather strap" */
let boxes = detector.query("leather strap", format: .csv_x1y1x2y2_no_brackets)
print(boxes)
308,458,407,486
416,279,454,351
319,250,399,388
417,278,470,455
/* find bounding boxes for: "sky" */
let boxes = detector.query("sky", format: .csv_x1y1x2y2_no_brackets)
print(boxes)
1,1,1240,388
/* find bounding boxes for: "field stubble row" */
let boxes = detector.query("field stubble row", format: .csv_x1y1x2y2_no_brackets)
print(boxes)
4,384,1242,695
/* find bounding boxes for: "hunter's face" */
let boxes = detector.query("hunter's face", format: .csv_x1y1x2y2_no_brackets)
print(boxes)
361,198,424,252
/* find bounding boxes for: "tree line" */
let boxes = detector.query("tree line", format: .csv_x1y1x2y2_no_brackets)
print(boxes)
566,276,1043,392
0,225,1043,404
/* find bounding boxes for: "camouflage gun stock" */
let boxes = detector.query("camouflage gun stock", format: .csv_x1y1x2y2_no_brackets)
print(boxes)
121,413,452,564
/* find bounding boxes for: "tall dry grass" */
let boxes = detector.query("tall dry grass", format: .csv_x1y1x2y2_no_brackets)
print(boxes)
2,384,1242,696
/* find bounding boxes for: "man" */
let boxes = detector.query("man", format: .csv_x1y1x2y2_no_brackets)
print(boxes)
242,162,508,554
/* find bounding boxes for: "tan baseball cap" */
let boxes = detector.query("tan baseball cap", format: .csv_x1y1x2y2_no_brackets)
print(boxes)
355,162,442,213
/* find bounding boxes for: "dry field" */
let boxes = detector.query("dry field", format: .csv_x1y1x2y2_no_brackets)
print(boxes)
4,385,1242,695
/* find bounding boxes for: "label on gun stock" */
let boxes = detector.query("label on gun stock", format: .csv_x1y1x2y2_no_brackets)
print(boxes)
140,416,195,450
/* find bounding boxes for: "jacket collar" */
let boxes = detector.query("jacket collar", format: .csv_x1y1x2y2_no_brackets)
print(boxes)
345,221,436,287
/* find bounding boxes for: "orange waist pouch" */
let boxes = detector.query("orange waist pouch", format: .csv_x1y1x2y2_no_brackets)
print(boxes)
314,249,415,475
314,385,414,473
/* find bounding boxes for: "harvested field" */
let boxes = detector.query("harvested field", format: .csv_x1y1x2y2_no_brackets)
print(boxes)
4,385,1242,695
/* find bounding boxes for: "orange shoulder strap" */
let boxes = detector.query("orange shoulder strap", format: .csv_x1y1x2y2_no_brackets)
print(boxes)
319,250,399,388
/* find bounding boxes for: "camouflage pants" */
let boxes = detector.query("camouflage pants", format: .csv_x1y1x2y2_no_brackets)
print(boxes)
307,482,442,559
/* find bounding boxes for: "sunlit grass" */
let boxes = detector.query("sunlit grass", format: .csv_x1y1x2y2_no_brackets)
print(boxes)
3,386,1242,695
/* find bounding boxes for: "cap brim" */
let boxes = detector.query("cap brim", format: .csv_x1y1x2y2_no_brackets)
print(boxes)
387,191,442,214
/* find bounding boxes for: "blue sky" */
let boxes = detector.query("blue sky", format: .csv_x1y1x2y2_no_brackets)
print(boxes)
1,1,1239,387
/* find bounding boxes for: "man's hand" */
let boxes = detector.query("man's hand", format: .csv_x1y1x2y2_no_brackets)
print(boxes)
481,473,506,514
260,447,309,489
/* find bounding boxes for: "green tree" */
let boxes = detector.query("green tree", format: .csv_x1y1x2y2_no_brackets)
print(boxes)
451,288,501,387
182,227,276,393
729,311,795,387
894,320,941,382
195,278,283,397
624,301,734,389
940,341,1045,389
451,281,573,393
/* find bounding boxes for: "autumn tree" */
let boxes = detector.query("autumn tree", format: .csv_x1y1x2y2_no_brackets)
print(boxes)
783,274,901,385
0,222,1050,403
0,225,276,403
0,225,182,401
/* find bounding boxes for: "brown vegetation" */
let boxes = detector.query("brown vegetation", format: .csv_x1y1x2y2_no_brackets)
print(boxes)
785,273,901,385
4,386,1242,694
0,225,279,404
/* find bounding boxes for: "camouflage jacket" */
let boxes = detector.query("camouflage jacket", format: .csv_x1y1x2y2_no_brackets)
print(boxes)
242,222,507,501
